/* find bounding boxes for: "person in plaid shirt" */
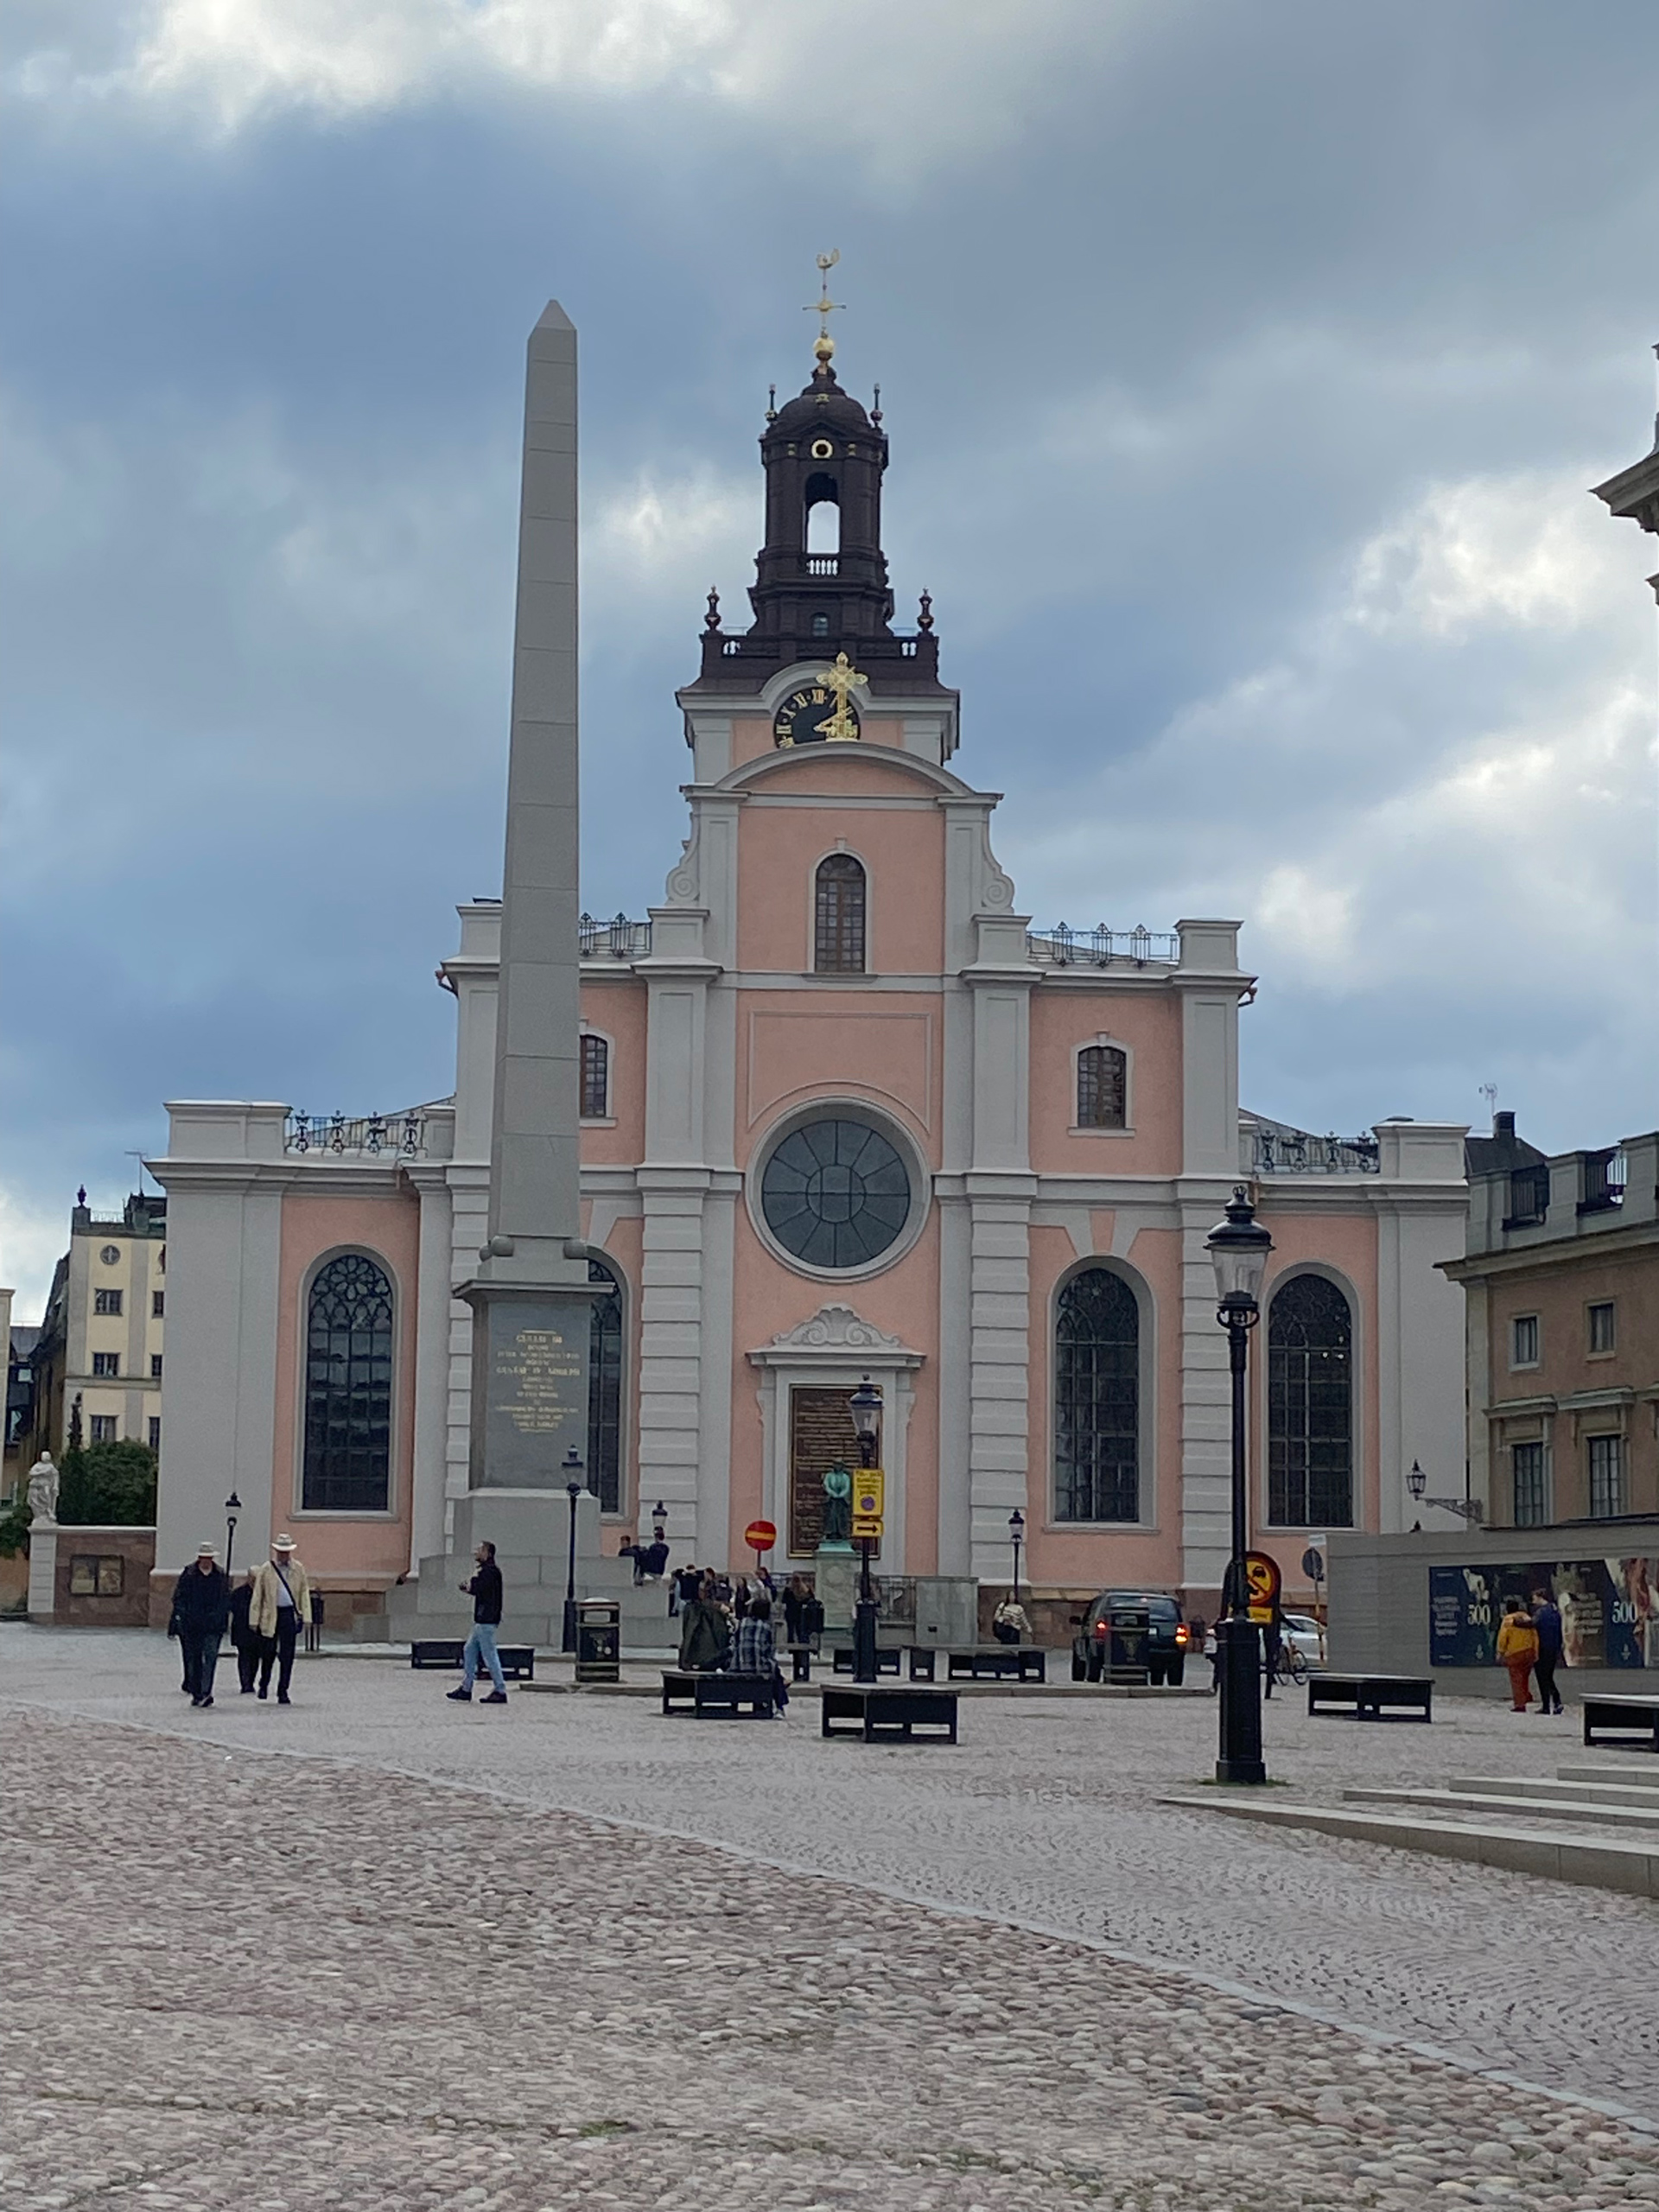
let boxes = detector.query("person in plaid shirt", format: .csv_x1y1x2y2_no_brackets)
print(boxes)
733,1595,787,1711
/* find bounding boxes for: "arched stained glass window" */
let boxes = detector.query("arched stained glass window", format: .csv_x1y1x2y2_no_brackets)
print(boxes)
302,1253,393,1513
814,854,866,973
1268,1274,1353,1527
588,1257,624,1515
1054,1267,1140,1522
1077,1045,1127,1129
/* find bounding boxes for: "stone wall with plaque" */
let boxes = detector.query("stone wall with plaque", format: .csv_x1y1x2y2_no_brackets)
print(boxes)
477,1293,592,1489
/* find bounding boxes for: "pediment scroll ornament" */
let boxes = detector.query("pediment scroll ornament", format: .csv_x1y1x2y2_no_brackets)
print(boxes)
767,1303,904,1353
665,819,702,904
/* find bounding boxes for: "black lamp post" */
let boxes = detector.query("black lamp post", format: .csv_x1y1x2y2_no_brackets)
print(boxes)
652,1498,667,1541
848,1374,883,1685
1408,1457,1426,1533
223,1491,241,1582
1007,1509,1025,1605
562,1447,584,1655
1206,1185,1274,1786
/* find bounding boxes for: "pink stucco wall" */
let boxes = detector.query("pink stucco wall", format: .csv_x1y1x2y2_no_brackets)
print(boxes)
735,752,946,976
1027,991,1184,1178
580,980,647,1165
271,1189,421,1583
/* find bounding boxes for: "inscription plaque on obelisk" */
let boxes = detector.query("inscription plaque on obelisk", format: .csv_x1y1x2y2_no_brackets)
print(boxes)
459,301,594,1489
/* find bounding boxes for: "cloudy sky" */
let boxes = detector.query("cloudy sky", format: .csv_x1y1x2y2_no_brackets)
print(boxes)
3,0,1657,1316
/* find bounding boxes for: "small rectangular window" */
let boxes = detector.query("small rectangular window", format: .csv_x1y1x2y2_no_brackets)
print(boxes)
1077,1045,1128,1130
69,1554,124,1597
149,1354,163,1380
1511,1314,1539,1368
148,1416,162,1452
94,1288,123,1317
92,1351,120,1378
1588,1433,1625,1518
1587,1301,1616,1354
89,1415,118,1444
1512,1441,1546,1528
579,1033,610,1119
152,1290,164,1318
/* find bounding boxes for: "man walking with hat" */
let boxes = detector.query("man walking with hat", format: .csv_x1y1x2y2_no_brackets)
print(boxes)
249,1536,312,1705
170,1543,231,1707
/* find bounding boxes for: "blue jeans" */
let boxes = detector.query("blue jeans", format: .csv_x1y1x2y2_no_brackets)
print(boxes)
462,1622,505,1692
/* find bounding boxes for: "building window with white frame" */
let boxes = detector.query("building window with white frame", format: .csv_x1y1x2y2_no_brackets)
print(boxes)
90,1415,118,1444
94,1288,123,1317
1076,1044,1127,1130
814,854,866,974
1268,1274,1353,1527
580,1033,610,1121
1510,1313,1540,1369
92,1352,119,1378
1587,1300,1616,1355
302,1252,393,1514
1053,1268,1140,1522
1511,1440,1546,1528
1587,1433,1624,1519
148,1416,162,1452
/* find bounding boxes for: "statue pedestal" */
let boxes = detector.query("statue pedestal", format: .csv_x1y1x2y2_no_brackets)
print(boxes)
813,1546,859,1637
27,1522,58,1623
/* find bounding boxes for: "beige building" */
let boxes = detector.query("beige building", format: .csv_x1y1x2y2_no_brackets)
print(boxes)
24,1192,167,1465
1442,1116,1658,1529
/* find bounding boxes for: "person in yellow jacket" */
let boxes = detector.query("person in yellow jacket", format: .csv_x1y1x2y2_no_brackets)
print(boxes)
248,1536,312,1705
1496,1598,1539,1712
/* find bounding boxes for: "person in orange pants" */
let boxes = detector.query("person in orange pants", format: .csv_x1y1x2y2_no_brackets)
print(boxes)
1496,1599,1539,1711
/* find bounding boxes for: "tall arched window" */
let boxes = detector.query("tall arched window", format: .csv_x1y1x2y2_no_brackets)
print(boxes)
814,854,866,973
580,1033,609,1120
1077,1045,1127,1129
588,1257,623,1515
1268,1273,1353,1527
1054,1267,1140,1522
302,1253,393,1512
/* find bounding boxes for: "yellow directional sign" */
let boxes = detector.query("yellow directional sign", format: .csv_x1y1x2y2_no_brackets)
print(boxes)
851,1467,885,1537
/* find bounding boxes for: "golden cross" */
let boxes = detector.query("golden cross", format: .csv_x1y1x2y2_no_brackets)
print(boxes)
804,247,842,354
812,651,868,741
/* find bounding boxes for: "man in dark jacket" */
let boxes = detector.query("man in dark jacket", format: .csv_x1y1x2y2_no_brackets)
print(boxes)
1531,1588,1566,1714
171,1545,232,1707
228,1573,257,1694
447,1541,508,1705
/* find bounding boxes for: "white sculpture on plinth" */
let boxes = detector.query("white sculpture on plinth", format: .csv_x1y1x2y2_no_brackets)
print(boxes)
26,1452,60,1524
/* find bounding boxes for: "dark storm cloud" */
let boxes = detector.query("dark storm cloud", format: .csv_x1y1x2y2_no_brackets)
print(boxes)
2,0,1656,1305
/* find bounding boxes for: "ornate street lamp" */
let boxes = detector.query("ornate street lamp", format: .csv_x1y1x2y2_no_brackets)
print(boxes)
848,1375,883,1683
223,1491,242,1582
562,1447,585,1655
1206,1185,1273,1786
1007,1508,1025,1605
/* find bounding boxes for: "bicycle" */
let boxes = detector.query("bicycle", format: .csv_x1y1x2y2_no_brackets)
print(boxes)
1273,1641,1309,1687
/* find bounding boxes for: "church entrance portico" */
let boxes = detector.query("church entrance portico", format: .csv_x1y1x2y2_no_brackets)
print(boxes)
747,1304,924,1575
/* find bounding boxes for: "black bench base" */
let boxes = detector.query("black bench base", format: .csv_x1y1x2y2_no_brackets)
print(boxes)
661,1669,777,1719
821,1684,958,1744
410,1639,536,1681
1582,1694,1659,1751
831,1646,901,1675
944,1647,1046,1682
1307,1672,1432,1722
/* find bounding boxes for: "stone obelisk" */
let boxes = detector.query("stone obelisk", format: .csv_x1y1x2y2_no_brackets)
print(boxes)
458,302,593,1515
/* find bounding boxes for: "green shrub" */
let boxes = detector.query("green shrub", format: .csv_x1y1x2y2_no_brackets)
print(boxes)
57,1440,158,1528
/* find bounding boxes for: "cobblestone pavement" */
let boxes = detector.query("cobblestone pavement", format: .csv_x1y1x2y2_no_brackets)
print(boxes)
4,1630,1659,2183
6,1707,1659,2212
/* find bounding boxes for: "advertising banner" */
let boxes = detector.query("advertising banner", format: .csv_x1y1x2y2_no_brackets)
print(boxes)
1428,1558,1659,1669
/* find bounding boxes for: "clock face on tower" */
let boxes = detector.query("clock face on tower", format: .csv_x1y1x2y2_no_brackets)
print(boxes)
773,682,860,747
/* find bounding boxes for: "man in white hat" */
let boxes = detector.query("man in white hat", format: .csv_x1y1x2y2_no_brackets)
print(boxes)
248,1536,312,1705
168,1542,231,1707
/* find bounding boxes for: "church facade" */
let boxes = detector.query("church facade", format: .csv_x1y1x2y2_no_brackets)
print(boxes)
150,334,1469,1628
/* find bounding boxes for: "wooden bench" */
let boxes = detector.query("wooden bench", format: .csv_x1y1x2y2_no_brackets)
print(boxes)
660,1669,776,1719
821,1684,958,1745
1582,1694,1659,1752
942,1647,1047,1683
830,1645,901,1676
1307,1672,1432,1722
410,1639,537,1681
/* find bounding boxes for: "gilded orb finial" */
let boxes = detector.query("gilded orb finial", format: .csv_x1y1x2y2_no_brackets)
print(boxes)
804,248,842,372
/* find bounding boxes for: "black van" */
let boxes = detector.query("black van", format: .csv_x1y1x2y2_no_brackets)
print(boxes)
1070,1590,1189,1686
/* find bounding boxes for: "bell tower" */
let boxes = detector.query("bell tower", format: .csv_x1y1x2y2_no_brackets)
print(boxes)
686,255,945,700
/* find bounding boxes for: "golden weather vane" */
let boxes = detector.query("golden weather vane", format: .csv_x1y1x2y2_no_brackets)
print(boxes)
812,650,868,741
804,247,842,369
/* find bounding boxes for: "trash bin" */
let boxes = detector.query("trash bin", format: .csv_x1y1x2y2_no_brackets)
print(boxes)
575,1597,620,1684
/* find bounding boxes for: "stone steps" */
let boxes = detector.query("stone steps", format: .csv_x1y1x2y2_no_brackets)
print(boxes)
1161,1794,1659,1896
1557,1761,1659,1790
1456,1770,1659,1810
1343,1784,1659,1830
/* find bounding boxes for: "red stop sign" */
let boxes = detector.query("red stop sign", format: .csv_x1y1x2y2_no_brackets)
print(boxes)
744,1519,778,1554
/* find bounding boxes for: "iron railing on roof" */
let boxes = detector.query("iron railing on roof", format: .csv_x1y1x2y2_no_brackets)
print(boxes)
579,912,652,960
1243,1119,1380,1176
285,1110,426,1158
1027,924,1179,968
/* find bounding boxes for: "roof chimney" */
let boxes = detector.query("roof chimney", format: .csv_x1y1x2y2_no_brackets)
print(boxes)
1494,1109,1515,1140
